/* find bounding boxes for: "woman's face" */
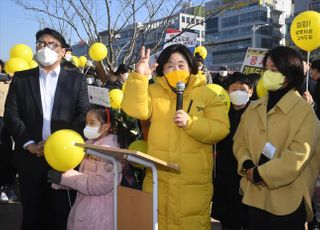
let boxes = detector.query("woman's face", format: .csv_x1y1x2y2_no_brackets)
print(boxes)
265,56,278,72
310,67,320,81
163,52,190,75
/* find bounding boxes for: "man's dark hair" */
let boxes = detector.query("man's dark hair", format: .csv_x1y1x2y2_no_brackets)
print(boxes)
224,72,253,89
194,52,204,63
311,59,320,72
36,28,67,48
262,46,304,91
64,43,72,52
155,44,198,76
0,59,5,73
115,64,130,76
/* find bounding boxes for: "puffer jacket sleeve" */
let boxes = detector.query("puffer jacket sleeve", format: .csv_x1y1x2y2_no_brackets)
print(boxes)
59,161,122,196
121,71,152,120
184,90,230,144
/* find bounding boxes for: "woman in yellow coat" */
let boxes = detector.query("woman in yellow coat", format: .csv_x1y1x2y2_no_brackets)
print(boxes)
233,46,320,230
122,44,230,230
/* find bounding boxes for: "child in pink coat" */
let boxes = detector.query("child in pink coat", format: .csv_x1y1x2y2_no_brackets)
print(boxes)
49,106,122,230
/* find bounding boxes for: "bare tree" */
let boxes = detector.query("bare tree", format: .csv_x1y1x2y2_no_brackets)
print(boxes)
15,0,233,82
14,0,199,72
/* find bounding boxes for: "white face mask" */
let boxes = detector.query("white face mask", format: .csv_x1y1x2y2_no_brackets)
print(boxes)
36,47,60,66
229,90,249,106
64,53,72,61
83,125,101,140
219,70,228,77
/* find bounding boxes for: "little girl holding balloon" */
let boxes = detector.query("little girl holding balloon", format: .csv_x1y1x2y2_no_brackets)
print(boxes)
48,106,122,230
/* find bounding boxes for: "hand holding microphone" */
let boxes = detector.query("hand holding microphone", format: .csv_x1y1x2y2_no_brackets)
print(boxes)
176,81,185,111
174,81,188,127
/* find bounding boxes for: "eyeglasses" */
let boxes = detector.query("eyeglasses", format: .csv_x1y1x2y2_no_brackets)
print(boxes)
36,40,61,50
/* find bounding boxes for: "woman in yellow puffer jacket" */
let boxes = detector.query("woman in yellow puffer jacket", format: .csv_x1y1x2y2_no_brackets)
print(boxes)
122,44,230,230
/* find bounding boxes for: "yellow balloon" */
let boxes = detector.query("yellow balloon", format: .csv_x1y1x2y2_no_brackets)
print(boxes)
10,44,33,62
44,129,85,172
78,56,87,68
4,57,29,75
29,60,38,69
256,77,268,98
128,140,148,154
194,46,207,59
72,56,79,67
290,10,320,52
89,42,108,61
207,84,230,112
109,89,123,109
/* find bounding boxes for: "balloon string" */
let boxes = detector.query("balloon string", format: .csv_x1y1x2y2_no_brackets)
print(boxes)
306,51,310,91
84,67,90,76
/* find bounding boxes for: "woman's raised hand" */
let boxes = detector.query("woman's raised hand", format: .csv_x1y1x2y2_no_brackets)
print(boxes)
135,46,158,76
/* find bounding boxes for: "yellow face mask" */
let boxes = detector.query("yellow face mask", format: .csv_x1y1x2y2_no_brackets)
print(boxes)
263,70,286,91
164,70,190,88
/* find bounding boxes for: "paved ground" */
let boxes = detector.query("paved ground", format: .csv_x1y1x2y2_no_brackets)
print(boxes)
0,203,221,230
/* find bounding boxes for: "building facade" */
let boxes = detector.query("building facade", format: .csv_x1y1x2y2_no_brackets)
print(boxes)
99,9,205,67
205,0,292,71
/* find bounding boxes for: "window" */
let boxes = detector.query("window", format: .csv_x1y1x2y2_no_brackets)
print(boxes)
212,51,246,64
311,2,320,12
186,17,190,23
239,10,267,24
222,15,238,27
212,39,251,52
261,38,273,49
206,17,218,32
182,16,185,23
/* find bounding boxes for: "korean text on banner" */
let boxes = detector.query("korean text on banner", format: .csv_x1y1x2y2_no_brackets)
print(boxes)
87,85,110,107
241,47,268,76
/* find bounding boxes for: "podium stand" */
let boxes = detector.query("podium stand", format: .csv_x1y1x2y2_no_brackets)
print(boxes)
75,143,179,230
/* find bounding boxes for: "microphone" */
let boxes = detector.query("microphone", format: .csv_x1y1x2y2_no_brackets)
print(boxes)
176,81,185,111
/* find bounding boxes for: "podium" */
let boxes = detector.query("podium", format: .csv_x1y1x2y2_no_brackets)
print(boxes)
75,143,180,230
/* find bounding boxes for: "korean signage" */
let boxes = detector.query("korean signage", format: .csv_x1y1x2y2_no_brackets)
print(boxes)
164,29,198,49
241,47,268,76
87,85,110,107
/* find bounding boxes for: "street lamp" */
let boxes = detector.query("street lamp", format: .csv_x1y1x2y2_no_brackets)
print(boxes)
252,23,270,48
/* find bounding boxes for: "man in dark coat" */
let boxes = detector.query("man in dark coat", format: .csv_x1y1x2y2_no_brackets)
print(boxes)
4,28,90,230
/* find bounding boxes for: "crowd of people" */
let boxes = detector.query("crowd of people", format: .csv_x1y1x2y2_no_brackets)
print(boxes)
0,27,320,230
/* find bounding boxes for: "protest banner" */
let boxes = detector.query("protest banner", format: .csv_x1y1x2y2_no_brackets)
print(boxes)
87,85,110,107
241,47,268,76
164,29,198,49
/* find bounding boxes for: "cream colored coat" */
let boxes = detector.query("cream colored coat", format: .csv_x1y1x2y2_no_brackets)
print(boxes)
0,82,9,116
122,72,230,230
234,90,320,221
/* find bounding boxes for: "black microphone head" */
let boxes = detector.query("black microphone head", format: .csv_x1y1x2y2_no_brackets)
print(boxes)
176,81,185,92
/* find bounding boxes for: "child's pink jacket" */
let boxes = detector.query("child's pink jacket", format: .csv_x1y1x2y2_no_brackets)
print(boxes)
59,134,121,230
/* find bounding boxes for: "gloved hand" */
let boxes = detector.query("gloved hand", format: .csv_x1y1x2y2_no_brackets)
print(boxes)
48,169,62,184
